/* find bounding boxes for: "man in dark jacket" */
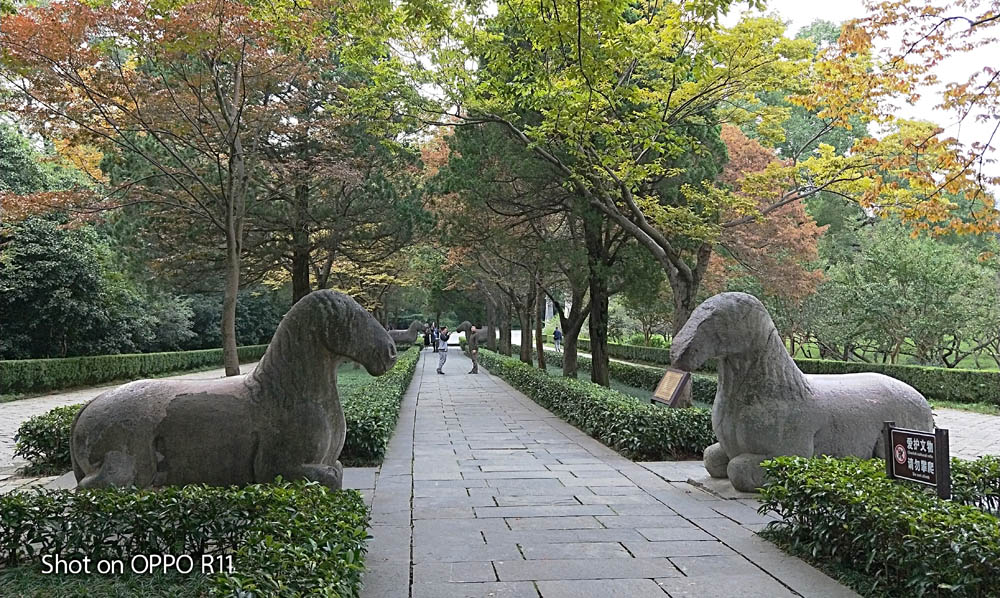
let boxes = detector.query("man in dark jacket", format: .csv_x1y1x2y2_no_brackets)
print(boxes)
468,326,479,374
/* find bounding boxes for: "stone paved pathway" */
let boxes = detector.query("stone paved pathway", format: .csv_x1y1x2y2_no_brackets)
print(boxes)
0,363,259,470
361,349,860,598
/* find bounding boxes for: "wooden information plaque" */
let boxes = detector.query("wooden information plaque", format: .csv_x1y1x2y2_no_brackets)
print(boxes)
651,368,692,408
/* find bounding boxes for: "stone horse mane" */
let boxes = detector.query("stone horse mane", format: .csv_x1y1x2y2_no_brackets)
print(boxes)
249,291,356,408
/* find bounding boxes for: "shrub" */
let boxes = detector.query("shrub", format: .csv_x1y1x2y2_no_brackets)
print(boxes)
760,456,1000,597
341,347,419,465
480,349,714,460
12,348,420,474
523,344,718,405
0,481,369,597
952,455,1000,515
1,344,269,396
12,405,83,475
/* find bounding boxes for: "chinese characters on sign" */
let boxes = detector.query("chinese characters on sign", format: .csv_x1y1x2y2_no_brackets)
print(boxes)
883,422,951,499
651,368,691,408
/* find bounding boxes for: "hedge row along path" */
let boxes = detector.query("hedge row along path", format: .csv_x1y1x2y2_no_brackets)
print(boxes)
360,348,859,598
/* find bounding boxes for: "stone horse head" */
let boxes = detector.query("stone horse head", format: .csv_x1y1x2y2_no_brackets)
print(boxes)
670,292,775,371
71,289,396,490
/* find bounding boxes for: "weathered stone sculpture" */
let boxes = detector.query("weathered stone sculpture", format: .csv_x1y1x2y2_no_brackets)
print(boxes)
671,292,934,492
456,321,492,345
389,319,425,346
70,290,397,490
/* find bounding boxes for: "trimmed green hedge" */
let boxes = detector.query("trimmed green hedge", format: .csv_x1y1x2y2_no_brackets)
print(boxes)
544,335,1000,405
514,344,718,405
341,347,419,465
1,345,269,396
544,335,672,365
0,481,369,597
480,349,714,460
14,348,420,474
760,456,1000,597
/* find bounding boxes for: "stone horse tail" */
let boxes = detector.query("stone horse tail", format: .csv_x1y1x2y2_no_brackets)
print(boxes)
670,292,934,493
389,319,425,345
70,289,397,490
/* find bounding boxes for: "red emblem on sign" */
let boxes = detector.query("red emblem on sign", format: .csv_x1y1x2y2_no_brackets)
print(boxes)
894,444,907,464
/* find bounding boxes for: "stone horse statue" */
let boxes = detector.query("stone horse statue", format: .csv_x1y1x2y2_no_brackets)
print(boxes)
456,321,492,345
671,292,933,492
389,319,425,346
71,290,397,490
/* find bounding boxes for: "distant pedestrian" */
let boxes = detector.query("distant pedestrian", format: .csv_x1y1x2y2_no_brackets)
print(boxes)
432,324,439,353
423,325,431,350
436,326,450,374
468,326,479,374
553,327,563,352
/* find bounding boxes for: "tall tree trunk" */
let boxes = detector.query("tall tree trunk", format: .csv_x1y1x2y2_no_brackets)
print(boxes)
220,59,247,377
563,334,579,377
290,184,311,304
535,278,546,371
588,275,610,387
222,209,242,376
498,297,512,356
486,293,498,351
583,214,610,387
668,243,713,336
518,305,533,365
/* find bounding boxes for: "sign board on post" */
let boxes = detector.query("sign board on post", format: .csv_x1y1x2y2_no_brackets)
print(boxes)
883,421,951,499
651,368,692,408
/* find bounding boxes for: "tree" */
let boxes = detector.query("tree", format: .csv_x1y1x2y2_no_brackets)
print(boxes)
0,125,48,195
804,223,999,365
0,217,153,358
430,0,998,334
1,0,423,373
842,0,1000,208
622,274,673,346
711,125,825,303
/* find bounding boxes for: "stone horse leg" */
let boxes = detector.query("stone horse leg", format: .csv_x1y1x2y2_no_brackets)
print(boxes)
703,443,730,478
297,462,344,490
77,451,140,489
727,454,769,492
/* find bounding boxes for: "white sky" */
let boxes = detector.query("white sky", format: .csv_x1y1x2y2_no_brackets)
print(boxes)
724,0,999,187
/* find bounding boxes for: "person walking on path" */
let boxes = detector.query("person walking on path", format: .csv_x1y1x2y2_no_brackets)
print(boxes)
423,325,431,350
553,327,563,352
436,326,450,374
431,324,439,353
467,326,479,374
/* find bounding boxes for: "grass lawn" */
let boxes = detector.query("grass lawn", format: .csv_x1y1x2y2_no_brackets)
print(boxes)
335,361,375,398
930,400,1000,416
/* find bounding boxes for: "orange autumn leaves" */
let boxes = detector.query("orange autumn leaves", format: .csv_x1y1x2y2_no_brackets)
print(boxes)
705,126,826,302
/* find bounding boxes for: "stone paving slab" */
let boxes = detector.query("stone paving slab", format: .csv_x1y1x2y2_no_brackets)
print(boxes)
359,348,861,598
